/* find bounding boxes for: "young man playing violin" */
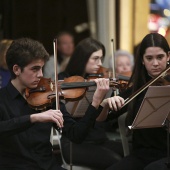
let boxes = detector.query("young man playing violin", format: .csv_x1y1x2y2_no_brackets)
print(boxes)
98,33,170,170
0,38,110,170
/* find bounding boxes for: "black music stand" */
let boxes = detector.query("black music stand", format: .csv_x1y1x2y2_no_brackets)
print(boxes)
128,86,170,168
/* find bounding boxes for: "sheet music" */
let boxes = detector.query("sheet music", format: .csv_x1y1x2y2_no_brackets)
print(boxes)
65,87,113,117
129,86,170,129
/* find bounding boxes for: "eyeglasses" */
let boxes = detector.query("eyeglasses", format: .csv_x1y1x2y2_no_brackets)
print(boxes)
91,57,103,63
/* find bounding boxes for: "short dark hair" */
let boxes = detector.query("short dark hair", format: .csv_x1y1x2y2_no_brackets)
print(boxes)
6,38,49,79
65,37,105,77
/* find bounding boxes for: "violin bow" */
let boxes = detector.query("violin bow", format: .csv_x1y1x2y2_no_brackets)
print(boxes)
54,39,73,169
123,66,170,107
53,38,62,133
111,39,119,95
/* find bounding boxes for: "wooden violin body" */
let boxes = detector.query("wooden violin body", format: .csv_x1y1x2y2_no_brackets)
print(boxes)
25,76,90,110
25,76,119,110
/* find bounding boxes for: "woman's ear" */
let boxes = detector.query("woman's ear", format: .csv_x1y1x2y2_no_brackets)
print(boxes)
13,64,21,76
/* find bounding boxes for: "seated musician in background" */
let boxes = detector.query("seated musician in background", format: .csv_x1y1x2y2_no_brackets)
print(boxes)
0,37,110,170
98,33,170,170
58,37,124,170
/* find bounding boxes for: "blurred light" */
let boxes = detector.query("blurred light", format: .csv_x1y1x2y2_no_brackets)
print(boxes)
164,9,170,17
158,27,167,36
74,23,89,33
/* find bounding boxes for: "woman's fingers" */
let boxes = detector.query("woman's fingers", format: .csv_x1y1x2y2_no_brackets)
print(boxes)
107,96,124,111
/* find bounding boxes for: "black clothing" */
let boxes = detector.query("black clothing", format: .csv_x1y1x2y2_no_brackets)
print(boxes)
58,72,123,169
107,75,169,170
0,81,103,170
144,157,169,170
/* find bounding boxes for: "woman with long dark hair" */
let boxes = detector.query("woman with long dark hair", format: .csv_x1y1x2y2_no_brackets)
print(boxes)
58,37,123,169
103,33,170,170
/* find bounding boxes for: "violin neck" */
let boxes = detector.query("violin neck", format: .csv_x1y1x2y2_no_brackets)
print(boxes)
87,73,104,78
61,81,96,89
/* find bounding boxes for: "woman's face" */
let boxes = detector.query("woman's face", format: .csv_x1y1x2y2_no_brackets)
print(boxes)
143,47,170,78
116,55,132,74
85,49,103,74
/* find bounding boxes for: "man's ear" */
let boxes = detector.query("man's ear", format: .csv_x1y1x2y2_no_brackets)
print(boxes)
167,51,170,61
13,64,21,76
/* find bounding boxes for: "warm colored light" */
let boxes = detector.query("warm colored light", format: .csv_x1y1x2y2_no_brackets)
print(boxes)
164,9,170,17
158,27,167,36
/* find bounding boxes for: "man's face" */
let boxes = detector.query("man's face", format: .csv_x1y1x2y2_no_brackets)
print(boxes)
15,59,44,89
58,34,74,57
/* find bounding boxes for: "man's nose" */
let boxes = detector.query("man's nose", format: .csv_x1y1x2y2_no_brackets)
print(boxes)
37,69,43,78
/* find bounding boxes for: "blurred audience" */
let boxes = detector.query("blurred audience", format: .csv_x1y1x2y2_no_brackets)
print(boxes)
109,49,134,76
44,31,75,80
0,39,13,88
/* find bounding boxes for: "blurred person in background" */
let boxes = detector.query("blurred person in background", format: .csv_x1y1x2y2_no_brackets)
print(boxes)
109,49,134,77
0,39,13,88
44,31,75,80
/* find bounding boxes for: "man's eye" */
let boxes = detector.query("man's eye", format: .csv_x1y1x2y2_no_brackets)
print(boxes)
32,67,40,71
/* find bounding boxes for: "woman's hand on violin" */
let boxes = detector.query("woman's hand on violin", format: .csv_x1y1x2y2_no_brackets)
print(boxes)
92,78,110,108
101,96,124,111
30,109,64,128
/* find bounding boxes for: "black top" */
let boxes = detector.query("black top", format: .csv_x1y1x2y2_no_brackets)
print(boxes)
108,75,169,156
0,81,103,170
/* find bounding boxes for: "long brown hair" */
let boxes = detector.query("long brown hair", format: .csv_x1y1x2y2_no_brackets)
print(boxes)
65,37,105,77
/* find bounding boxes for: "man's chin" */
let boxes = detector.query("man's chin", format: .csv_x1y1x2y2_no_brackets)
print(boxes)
93,70,98,74
29,84,38,89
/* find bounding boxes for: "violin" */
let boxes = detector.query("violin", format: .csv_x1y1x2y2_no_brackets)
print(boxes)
87,66,131,92
87,66,110,79
25,76,120,110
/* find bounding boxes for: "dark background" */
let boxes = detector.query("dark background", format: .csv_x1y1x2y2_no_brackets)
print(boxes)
0,0,91,55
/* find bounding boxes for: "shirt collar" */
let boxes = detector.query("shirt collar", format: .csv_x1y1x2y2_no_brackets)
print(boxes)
6,81,21,100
